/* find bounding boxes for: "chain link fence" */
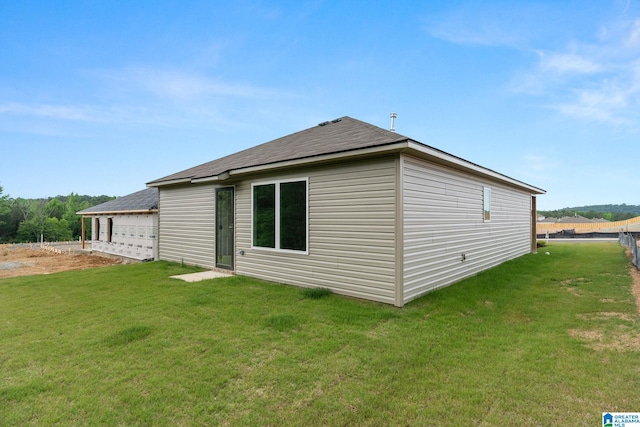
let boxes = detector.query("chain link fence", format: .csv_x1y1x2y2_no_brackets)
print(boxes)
619,232,640,269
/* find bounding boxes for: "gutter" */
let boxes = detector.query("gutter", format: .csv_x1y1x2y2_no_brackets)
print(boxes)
146,177,192,187
77,209,159,216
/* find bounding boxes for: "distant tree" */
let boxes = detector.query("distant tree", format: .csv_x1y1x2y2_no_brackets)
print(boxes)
23,199,54,242
538,205,640,222
0,185,8,213
6,193,111,243
16,219,37,242
12,198,31,222
45,218,73,241
584,210,597,219
613,212,636,221
62,193,86,239
4,203,22,241
16,202,73,242
22,200,46,242
46,198,65,220
0,185,12,242
1,198,33,242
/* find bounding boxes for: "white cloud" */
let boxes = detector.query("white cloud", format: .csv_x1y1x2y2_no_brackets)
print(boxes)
0,66,296,135
426,21,519,47
0,100,203,133
548,81,634,125
426,3,640,127
423,6,526,48
422,2,563,49
100,67,279,100
511,17,640,126
625,18,640,47
0,102,95,121
538,52,603,74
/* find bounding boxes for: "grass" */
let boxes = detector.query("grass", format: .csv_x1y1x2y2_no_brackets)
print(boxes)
1,243,639,425
301,286,333,299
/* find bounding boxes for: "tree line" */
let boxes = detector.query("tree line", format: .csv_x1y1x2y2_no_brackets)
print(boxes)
0,185,114,243
538,204,640,222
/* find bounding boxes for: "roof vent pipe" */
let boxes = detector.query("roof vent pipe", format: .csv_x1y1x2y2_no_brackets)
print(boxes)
390,112,397,132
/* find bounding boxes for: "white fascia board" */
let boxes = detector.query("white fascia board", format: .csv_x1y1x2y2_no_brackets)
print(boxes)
77,209,159,216
191,171,230,184
146,178,191,188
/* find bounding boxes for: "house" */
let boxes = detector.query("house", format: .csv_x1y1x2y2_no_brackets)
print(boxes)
77,188,159,261
147,116,545,306
544,215,609,224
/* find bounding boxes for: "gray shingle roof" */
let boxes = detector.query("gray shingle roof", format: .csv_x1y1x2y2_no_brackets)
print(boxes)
147,116,410,185
539,215,611,224
146,115,545,195
77,188,158,214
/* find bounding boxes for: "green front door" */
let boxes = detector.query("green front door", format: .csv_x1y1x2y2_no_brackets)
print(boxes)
216,187,234,270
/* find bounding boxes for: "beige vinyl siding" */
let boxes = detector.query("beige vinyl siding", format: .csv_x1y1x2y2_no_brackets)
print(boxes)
402,155,532,303
158,184,216,269
235,157,398,305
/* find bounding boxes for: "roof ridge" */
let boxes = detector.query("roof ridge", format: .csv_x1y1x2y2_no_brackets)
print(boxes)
341,116,411,140
147,116,408,185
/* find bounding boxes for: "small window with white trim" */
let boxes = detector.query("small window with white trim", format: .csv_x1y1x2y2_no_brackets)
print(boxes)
252,178,308,252
483,187,491,222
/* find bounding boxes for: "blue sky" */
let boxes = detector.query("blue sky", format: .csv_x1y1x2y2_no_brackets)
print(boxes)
1,0,639,210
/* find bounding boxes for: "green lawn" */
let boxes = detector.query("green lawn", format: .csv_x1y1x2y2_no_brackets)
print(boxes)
1,243,639,426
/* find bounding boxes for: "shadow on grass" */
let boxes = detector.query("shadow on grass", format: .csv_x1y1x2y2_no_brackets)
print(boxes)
103,325,153,347
263,314,297,332
301,287,332,300
0,380,49,402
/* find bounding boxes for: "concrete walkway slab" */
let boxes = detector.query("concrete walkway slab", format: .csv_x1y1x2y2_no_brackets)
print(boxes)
170,270,233,282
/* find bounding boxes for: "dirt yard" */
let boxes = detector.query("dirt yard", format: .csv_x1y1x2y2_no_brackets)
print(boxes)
0,244,122,279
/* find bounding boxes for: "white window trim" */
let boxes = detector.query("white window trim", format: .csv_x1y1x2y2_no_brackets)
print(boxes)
251,177,309,255
483,186,491,222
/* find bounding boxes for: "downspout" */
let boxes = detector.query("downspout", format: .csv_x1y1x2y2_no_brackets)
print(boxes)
394,154,405,307
531,196,537,254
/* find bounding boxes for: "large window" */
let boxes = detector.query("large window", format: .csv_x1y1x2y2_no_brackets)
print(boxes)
483,187,491,222
252,179,308,252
